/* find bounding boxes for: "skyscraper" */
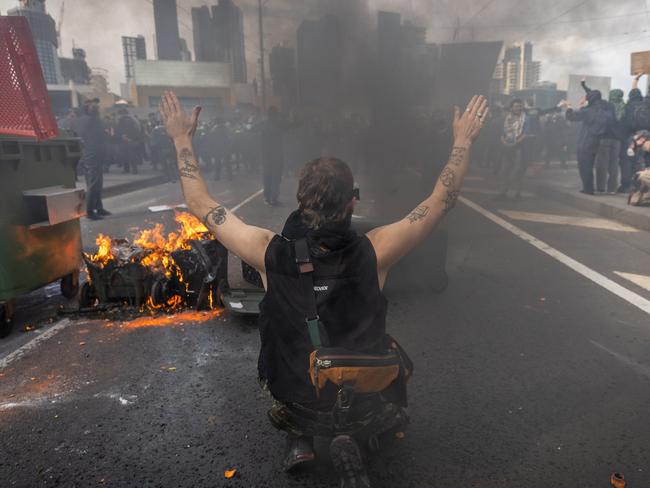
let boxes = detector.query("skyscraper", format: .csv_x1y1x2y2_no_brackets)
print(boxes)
7,0,62,84
153,0,181,61
192,5,218,62
122,36,147,81
499,41,541,94
212,0,247,83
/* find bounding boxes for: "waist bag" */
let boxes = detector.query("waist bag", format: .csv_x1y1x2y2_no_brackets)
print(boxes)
294,239,412,398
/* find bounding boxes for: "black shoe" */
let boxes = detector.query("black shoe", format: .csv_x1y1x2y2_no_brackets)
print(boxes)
96,209,112,217
86,212,103,221
330,435,371,488
283,435,315,473
579,189,594,195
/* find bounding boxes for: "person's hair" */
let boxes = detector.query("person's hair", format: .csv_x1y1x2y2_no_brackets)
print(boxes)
297,158,354,230
510,98,524,108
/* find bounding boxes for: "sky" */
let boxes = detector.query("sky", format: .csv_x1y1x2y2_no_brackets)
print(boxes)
1,0,649,95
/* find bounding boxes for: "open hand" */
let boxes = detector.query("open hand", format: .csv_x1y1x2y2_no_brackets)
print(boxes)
159,91,201,141
453,95,489,147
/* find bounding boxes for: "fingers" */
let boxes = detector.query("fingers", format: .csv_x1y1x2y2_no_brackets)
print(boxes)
464,95,479,115
159,102,167,123
476,97,488,118
453,105,460,122
161,91,172,118
169,91,181,113
470,95,486,117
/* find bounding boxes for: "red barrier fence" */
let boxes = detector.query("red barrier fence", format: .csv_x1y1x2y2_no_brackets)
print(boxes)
0,16,58,141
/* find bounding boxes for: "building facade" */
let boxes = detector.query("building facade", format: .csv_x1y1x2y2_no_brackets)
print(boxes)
130,59,232,118
7,0,62,85
153,0,181,61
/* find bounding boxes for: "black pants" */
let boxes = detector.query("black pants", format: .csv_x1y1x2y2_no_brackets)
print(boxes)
577,145,599,193
263,159,283,203
84,161,104,214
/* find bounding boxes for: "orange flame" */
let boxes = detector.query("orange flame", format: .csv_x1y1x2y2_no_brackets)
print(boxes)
88,234,115,268
86,212,215,311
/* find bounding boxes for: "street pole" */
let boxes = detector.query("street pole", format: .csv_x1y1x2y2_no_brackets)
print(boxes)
258,0,266,112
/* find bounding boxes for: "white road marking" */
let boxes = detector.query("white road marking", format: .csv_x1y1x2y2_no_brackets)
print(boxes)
0,319,73,372
459,196,650,316
614,272,650,292
590,341,650,380
230,189,264,214
499,210,639,233
463,187,535,198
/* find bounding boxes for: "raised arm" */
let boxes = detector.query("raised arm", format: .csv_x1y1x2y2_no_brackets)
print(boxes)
160,91,274,273
367,96,488,285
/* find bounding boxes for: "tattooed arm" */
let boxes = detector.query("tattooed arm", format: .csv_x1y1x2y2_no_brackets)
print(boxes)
367,96,488,286
160,91,274,274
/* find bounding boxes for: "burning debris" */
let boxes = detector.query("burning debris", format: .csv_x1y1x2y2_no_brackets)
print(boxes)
81,213,227,313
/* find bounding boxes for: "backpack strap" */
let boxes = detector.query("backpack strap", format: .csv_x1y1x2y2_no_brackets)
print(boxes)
295,239,327,348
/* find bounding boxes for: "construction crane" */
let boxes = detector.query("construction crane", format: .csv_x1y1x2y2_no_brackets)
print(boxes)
56,1,65,56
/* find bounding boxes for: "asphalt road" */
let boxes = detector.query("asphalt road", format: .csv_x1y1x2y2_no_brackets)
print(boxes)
1,166,650,488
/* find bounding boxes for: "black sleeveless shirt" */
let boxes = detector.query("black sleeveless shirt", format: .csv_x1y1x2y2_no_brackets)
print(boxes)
258,233,388,407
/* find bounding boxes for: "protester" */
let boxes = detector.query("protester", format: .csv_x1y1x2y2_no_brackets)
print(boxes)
593,89,624,193
160,90,488,488
74,98,110,220
561,90,615,195
149,120,177,183
115,108,142,175
499,99,529,200
210,119,232,181
543,113,569,168
259,106,286,205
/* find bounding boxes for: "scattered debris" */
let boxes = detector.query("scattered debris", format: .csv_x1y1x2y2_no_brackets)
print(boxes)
224,468,237,479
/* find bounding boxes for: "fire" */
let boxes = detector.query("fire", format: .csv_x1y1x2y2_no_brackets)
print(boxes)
133,213,210,276
89,234,115,268
84,212,217,312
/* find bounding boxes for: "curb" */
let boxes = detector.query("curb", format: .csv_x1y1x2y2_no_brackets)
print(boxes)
533,182,650,233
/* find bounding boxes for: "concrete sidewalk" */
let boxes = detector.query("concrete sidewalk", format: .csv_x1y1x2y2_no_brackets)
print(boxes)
76,167,169,199
527,161,650,232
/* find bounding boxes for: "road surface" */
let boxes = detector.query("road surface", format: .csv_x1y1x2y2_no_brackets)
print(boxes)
1,166,649,487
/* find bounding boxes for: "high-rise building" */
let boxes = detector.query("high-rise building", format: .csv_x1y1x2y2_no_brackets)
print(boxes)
270,45,296,109
122,36,147,81
60,47,91,84
496,41,541,94
179,38,192,61
7,0,63,84
153,0,181,61
212,0,247,83
297,15,342,107
192,5,218,62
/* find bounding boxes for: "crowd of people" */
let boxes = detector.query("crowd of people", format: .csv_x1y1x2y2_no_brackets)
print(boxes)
474,75,650,204
63,74,650,221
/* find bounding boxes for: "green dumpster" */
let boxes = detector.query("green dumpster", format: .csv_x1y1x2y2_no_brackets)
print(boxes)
0,135,84,337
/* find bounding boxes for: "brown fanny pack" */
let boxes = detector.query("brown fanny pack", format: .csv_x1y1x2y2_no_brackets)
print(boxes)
294,239,412,397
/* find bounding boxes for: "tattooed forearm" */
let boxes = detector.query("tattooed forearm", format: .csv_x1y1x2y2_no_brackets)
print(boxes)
442,190,460,215
204,205,227,227
449,146,468,166
178,147,200,180
439,166,456,187
407,205,430,224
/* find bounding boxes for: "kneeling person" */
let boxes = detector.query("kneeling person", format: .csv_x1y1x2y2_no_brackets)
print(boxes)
160,92,488,487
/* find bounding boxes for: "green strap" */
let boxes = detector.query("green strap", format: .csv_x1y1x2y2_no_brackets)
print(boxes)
307,318,322,348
